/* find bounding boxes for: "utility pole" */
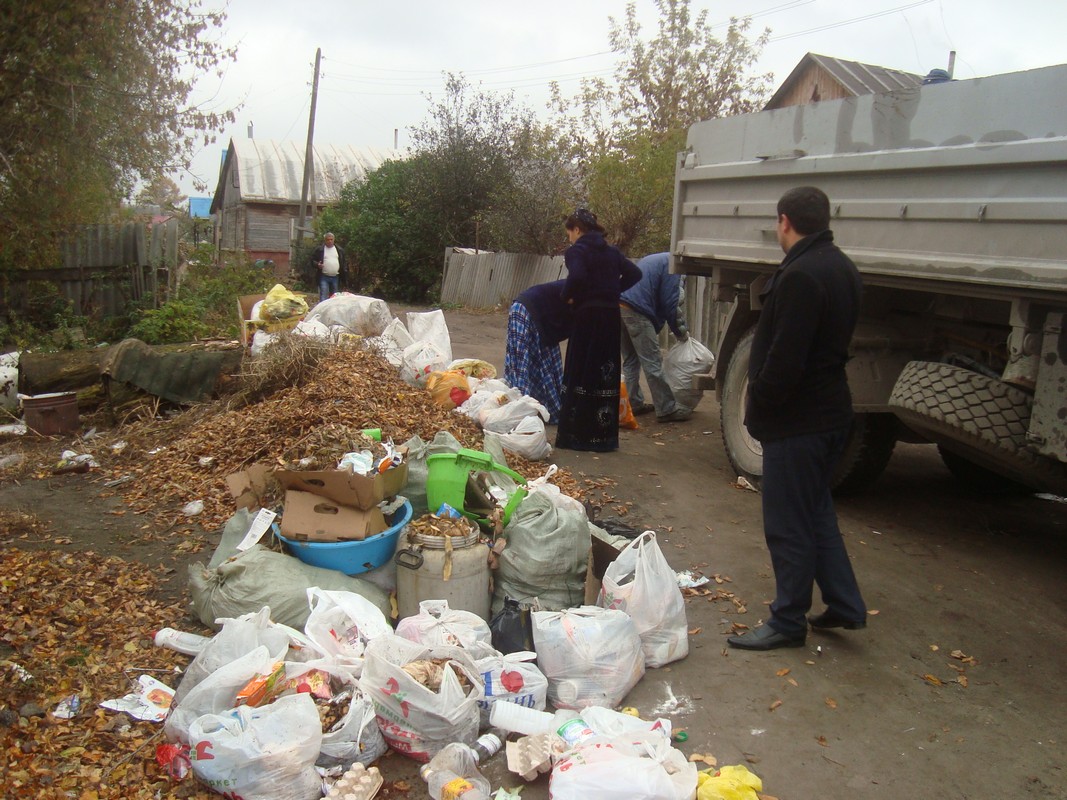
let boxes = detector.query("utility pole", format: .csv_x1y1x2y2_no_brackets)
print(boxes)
297,48,321,241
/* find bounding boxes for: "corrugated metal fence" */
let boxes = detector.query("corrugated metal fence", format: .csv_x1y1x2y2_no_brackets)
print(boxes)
2,220,178,317
440,249,567,308
440,247,716,355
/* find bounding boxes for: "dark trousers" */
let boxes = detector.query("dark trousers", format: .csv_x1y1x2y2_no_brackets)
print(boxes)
761,427,866,637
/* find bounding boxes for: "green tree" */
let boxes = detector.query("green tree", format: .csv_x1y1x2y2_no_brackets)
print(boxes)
0,1,235,272
481,124,580,255
318,157,443,302
136,176,187,214
608,0,771,135
585,128,684,255
551,0,772,251
409,73,539,252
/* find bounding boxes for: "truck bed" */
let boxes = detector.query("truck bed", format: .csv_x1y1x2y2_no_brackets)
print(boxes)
671,63,1067,301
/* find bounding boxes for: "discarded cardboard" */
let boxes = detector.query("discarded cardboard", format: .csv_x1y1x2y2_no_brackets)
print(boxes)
280,490,387,542
225,464,275,510
275,462,408,511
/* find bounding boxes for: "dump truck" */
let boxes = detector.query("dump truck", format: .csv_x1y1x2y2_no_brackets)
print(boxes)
671,63,1067,495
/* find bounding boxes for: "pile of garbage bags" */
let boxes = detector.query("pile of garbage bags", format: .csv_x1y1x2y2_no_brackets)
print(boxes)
150,562,717,800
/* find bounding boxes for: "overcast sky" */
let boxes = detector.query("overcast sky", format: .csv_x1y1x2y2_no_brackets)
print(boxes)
177,0,1067,197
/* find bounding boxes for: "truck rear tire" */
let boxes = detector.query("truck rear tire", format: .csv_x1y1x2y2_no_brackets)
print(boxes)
720,328,897,493
888,360,1067,494
719,329,763,485
937,445,1031,495
832,413,898,495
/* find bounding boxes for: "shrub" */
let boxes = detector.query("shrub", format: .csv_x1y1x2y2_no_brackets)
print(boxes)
127,300,208,344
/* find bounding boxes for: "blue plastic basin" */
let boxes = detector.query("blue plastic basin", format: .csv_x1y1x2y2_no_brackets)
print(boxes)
277,499,413,576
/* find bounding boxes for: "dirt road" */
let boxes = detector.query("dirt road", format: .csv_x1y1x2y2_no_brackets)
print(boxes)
2,306,1065,799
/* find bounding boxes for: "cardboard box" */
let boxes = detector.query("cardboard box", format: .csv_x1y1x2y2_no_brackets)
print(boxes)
583,534,624,606
225,464,275,510
275,462,408,511
280,490,387,542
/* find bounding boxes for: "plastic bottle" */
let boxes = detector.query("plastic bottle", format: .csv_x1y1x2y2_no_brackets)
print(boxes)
554,717,597,748
489,702,578,736
470,731,503,763
419,743,491,800
153,628,211,656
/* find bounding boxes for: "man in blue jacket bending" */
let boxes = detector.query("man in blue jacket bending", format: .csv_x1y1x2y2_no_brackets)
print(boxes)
620,252,691,423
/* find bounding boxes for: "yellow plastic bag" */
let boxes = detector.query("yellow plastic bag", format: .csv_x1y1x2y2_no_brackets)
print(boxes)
426,370,472,409
619,382,639,429
696,764,763,800
260,284,309,321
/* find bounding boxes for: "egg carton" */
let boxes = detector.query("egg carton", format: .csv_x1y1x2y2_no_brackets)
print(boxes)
324,763,383,800
506,733,564,781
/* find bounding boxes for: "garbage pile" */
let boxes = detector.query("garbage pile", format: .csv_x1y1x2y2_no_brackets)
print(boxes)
2,295,772,798
91,296,571,531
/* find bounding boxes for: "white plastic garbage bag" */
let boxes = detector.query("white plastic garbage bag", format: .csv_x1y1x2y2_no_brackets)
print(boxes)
598,531,690,668
365,317,414,367
473,650,549,727
303,587,392,672
173,607,298,706
406,310,453,363
395,599,494,652
478,394,549,433
663,337,715,411
361,634,484,762
400,340,449,386
484,414,552,461
303,293,392,337
165,646,276,744
549,729,697,799
188,693,323,800
531,606,644,709
277,657,388,769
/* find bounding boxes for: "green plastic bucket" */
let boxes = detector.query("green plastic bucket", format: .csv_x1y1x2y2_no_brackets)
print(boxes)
425,448,527,528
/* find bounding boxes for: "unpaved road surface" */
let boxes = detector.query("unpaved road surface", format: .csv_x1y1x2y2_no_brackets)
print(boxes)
2,306,1065,799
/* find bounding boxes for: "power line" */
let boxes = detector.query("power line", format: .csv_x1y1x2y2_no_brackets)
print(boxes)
769,0,934,42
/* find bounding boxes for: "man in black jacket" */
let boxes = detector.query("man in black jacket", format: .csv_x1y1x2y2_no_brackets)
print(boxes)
727,186,868,651
309,232,347,301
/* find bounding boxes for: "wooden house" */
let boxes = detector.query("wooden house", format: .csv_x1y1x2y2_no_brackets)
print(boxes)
209,138,397,276
765,53,922,110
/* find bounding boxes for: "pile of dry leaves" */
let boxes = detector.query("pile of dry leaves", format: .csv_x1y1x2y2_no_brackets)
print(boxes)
95,342,580,530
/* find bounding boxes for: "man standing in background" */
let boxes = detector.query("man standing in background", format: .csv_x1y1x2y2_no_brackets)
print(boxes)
310,232,346,302
727,186,868,651
620,252,691,423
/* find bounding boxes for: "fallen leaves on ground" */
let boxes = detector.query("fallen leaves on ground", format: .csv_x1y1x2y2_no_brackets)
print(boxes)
0,545,218,799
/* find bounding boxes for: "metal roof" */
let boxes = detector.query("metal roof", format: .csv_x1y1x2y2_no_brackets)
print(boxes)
212,139,399,209
765,52,922,109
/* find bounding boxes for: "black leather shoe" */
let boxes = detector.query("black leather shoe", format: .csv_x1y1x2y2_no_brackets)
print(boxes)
727,624,805,650
808,610,867,630
632,402,655,416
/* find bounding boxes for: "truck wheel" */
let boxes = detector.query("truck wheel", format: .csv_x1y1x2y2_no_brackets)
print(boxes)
937,446,1031,495
719,328,895,494
832,413,898,495
719,328,763,485
888,360,1065,493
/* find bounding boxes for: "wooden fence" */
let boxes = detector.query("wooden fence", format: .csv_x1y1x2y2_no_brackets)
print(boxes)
1,220,179,318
